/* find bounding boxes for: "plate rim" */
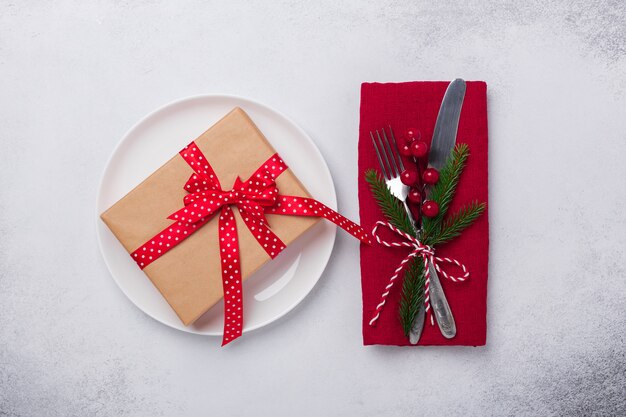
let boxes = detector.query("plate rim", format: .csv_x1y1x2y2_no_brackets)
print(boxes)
95,93,338,336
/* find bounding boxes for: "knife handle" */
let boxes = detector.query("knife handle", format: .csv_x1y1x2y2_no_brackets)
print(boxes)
400,200,456,340
428,261,457,339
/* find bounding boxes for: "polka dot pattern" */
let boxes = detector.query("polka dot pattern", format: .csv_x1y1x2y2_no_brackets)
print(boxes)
265,196,372,244
131,143,371,346
180,142,222,189
218,205,244,346
130,216,210,269
238,201,286,259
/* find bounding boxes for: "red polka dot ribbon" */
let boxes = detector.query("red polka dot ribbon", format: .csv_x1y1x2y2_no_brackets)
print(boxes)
131,141,371,346
368,221,469,327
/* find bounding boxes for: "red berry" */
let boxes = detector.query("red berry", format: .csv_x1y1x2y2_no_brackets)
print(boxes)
400,169,418,186
411,141,428,158
422,168,440,184
399,143,412,156
422,200,440,217
408,188,422,203
406,128,418,140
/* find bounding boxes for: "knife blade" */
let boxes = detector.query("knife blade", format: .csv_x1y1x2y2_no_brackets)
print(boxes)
430,78,466,170
409,78,466,342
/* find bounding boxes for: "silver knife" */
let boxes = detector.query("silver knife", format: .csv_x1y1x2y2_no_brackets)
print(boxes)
409,78,466,341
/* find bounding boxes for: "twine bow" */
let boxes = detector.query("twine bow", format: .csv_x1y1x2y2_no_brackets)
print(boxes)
369,221,469,326
131,142,370,346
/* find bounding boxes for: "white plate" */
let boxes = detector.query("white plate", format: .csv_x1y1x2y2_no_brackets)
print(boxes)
96,95,337,336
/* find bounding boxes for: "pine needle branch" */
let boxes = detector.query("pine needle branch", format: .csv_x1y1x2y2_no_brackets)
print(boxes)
430,201,486,246
366,169,424,334
398,259,425,336
364,169,415,236
422,143,469,243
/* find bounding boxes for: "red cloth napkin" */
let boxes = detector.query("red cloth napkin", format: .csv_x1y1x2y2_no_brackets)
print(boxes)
358,81,489,346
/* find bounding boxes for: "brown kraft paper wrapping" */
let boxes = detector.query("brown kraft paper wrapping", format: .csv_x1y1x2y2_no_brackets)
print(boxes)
100,107,320,325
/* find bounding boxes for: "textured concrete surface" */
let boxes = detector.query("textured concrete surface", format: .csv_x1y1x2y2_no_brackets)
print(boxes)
1,1,625,416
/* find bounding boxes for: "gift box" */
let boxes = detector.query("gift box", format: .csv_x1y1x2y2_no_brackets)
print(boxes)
101,108,322,327
358,81,489,346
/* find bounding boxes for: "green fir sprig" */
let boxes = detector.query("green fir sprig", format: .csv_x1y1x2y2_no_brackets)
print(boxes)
422,143,469,242
431,201,485,246
398,260,425,336
364,169,414,237
365,143,485,337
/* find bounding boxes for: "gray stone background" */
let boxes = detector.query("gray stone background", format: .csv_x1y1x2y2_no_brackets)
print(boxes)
1,1,625,416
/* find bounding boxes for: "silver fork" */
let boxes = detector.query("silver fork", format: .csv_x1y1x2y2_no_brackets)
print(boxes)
370,128,417,232
371,127,426,344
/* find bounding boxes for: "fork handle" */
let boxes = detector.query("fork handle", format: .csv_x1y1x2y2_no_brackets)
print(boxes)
408,293,426,344
402,200,418,231
400,199,426,345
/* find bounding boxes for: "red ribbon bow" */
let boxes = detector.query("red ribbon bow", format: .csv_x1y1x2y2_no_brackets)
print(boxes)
369,221,469,327
131,141,370,345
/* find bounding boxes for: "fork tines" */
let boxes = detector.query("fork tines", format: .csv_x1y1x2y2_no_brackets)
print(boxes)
370,126,405,180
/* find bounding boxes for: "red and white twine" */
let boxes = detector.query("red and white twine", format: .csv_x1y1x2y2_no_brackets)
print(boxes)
369,221,469,327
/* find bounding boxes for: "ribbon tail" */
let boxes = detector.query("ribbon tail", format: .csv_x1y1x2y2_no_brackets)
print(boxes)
179,142,222,189
238,205,286,259
266,195,371,244
218,206,244,346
